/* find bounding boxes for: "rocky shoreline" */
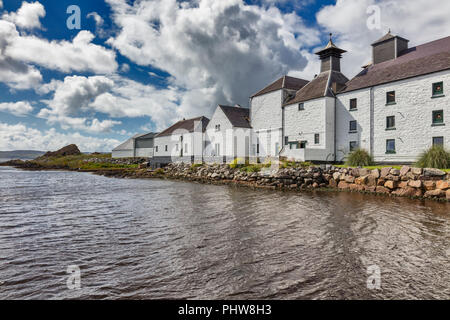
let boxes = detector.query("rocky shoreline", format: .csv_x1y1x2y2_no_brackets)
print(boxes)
2,159,450,202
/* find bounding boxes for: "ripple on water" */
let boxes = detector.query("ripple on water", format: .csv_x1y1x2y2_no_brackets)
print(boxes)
0,167,449,300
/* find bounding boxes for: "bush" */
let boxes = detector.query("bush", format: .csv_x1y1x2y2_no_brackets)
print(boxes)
229,158,248,169
416,146,450,169
346,149,374,167
191,163,203,170
240,165,261,173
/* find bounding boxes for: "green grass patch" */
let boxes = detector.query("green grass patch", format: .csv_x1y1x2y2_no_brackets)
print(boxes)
416,146,450,169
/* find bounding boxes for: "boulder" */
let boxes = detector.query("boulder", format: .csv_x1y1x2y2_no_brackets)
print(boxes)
345,175,355,183
423,181,436,191
376,186,391,194
411,167,423,175
390,169,401,176
423,168,446,177
355,175,368,185
338,181,350,190
38,144,81,159
400,166,411,176
424,189,445,198
384,181,397,190
408,180,422,189
350,184,365,192
329,179,337,188
380,167,392,178
371,169,380,179
446,189,450,200
332,172,341,181
393,187,421,198
366,175,377,186
359,168,371,176
436,180,449,190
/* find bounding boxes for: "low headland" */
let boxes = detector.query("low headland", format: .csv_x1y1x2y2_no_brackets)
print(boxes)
1,144,449,202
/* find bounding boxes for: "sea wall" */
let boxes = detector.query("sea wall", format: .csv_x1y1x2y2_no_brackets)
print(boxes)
147,163,450,201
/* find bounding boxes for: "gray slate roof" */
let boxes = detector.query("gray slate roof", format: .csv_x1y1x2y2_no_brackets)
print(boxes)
156,116,210,137
251,75,309,98
284,70,348,105
219,105,251,128
342,35,450,93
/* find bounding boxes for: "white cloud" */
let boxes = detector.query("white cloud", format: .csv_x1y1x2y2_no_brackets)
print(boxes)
38,75,114,117
87,11,107,38
0,4,118,91
316,0,450,78
7,30,118,74
0,101,33,116
106,0,319,119
0,122,120,152
2,1,45,30
0,20,43,89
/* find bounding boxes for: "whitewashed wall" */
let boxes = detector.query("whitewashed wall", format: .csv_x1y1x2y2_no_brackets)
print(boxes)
135,148,154,158
112,150,134,158
336,88,372,161
282,97,335,161
250,90,283,157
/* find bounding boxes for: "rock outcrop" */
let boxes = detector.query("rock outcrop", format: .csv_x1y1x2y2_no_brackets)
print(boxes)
38,144,81,159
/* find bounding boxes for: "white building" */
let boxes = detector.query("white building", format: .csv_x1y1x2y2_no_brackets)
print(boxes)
204,105,252,163
254,32,449,164
153,117,210,164
112,132,158,159
250,75,308,161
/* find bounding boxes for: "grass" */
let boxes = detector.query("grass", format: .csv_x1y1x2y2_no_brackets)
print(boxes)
29,153,138,170
416,145,450,169
345,149,374,167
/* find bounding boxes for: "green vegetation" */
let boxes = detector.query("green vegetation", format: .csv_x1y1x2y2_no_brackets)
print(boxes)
154,168,165,175
190,163,203,170
345,149,374,167
280,160,313,169
28,153,138,170
240,164,261,173
416,146,450,169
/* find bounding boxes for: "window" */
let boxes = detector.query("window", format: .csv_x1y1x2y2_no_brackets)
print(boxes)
432,110,444,125
432,82,444,97
349,141,358,152
284,136,289,145
386,116,396,130
433,137,444,147
298,103,305,111
386,91,396,105
215,124,221,132
165,145,168,152
350,98,357,110
314,134,320,144
386,139,396,154
156,146,158,153
349,120,357,132
300,141,307,149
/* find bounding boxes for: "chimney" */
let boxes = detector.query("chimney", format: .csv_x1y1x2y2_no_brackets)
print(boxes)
315,33,347,73
372,30,409,64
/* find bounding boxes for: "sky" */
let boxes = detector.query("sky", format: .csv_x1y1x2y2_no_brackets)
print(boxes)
0,0,449,152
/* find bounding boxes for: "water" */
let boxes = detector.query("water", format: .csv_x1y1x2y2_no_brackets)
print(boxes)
0,166,449,300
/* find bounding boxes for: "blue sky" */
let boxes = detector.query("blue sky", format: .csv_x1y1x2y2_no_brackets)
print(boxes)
0,0,448,151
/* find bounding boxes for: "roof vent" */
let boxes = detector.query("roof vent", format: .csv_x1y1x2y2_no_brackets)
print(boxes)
371,30,409,64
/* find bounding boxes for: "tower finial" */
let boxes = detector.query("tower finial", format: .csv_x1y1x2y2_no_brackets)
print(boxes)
388,28,391,34
329,33,333,41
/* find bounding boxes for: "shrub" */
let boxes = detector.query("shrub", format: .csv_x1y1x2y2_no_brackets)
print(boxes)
154,168,165,175
240,165,261,173
229,158,248,169
191,163,203,170
416,146,450,169
346,149,374,167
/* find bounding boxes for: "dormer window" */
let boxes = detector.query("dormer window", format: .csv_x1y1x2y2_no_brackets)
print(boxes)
298,103,304,111
386,91,396,105
349,98,357,110
432,82,444,97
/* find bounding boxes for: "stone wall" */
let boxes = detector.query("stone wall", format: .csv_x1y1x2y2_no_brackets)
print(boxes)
158,163,450,201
